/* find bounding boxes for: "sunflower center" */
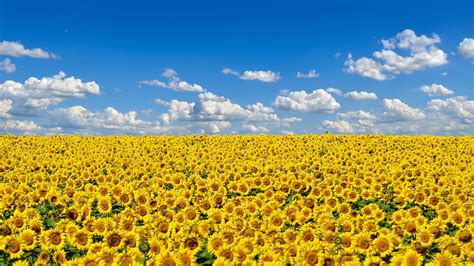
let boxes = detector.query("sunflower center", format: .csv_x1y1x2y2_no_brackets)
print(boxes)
50,232,62,245
305,251,319,265
8,240,21,253
107,233,121,247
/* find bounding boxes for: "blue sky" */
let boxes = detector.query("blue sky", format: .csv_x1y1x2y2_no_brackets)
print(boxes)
0,0,473,135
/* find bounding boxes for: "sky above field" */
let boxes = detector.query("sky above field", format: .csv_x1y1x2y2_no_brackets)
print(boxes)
0,0,473,135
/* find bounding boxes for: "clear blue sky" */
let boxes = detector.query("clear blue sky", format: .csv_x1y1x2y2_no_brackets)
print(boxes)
0,0,473,135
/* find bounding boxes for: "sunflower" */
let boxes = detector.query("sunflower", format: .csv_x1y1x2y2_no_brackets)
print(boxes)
302,249,320,266
148,237,164,257
208,234,225,255
404,220,418,235
78,255,101,266
402,249,423,266
117,248,143,266
94,218,109,236
3,235,24,259
73,229,91,249
355,232,372,254
218,247,235,263
53,249,68,264
156,251,177,265
37,250,50,264
105,231,124,250
97,196,112,214
340,233,354,251
456,229,472,243
176,248,196,266
426,251,460,266
44,228,66,251
449,211,465,227
197,221,211,237
98,248,117,266
11,261,29,266
9,212,26,233
373,235,392,257
338,251,358,265
183,236,201,255
416,229,434,248
19,229,37,250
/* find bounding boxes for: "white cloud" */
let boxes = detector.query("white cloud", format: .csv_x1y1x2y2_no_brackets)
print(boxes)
0,71,100,98
344,54,388,81
280,117,302,127
428,96,474,124
141,109,153,115
0,99,13,118
0,72,100,112
344,91,378,101
325,87,343,96
222,68,280,82
157,92,249,122
51,105,162,134
194,92,250,120
243,124,269,133
0,58,16,73
159,99,195,120
345,29,448,80
140,68,204,92
382,29,441,53
274,89,340,113
380,98,426,121
335,52,341,58
322,120,354,133
0,41,56,59
441,72,448,76
246,102,279,121
420,84,454,97
458,38,474,59
0,119,41,131
198,121,232,134
336,110,376,121
296,69,319,78
222,67,240,76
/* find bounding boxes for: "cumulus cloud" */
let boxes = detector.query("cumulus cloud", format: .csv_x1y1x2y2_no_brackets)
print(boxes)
0,58,16,73
51,105,162,134
458,38,474,59
280,117,302,127
345,29,448,80
296,69,319,78
0,99,13,118
336,110,376,121
140,68,204,92
0,41,56,59
0,119,41,131
420,84,454,97
274,89,340,113
157,92,280,124
380,98,426,121
322,120,354,133
344,91,378,101
197,121,231,134
223,68,280,82
428,96,474,124
194,92,250,120
243,124,270,133
0,72,100,113
246,103,279,121
325,87,343,96
344,54,388,81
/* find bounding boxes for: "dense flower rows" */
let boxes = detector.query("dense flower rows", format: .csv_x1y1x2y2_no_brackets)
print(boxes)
0,135,472,265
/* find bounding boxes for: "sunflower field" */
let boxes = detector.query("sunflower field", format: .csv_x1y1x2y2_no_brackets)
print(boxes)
0,135,472,265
